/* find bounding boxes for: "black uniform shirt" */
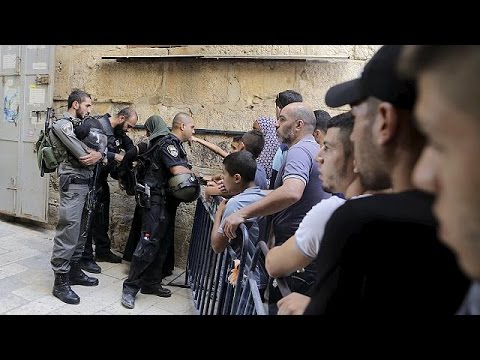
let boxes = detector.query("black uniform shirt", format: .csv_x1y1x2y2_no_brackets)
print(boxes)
154,133,191,172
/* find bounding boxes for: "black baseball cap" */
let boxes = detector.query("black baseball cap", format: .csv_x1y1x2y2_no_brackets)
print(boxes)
325,45,416,110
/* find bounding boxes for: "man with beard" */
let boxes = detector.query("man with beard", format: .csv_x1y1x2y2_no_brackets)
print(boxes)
79,107,138,274
266,112,362,280
50,89,105,304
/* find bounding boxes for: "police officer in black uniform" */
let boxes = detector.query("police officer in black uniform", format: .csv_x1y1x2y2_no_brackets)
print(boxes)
121,112,197,309
121,115,170,262
79,107,138,273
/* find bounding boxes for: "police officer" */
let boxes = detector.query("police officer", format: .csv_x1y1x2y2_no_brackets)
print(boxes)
79,107,138,274
121,114,170,262
121,112,196,309
50,89,106,305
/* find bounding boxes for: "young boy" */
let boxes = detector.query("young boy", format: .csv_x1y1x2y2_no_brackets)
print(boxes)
211,150,266,253
211,150,268,299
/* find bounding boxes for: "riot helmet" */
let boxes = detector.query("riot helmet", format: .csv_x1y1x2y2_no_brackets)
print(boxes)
82,127,107,155
167,173,200,203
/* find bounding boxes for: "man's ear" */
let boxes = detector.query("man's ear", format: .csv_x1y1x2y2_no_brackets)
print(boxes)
234,173,242,183
296,119,304,130
375,102,398,145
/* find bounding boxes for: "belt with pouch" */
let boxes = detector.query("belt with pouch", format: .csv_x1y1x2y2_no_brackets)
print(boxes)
69,177,90,185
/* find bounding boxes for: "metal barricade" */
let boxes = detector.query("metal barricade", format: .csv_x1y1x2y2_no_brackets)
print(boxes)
186,196,272,315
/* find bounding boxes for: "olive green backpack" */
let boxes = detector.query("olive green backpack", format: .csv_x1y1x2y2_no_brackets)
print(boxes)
34,108,68,177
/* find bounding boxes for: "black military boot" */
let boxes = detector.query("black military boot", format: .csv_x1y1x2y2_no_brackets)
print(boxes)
69,261,99,286
52,273,80,305
141,285,172,298
79,258,101,274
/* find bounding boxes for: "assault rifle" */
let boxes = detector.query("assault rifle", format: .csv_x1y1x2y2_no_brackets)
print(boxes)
40,107,54,177
81,163,101,238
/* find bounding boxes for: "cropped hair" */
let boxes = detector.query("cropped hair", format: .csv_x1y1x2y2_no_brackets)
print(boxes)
241,130,265,159
117,107,138,121
275,90,303,109
327,112,354,159
68,89,91,109
223,150,257,183
314,109,331,133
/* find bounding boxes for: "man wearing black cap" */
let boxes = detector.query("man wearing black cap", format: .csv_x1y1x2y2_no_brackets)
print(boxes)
302,45,469,315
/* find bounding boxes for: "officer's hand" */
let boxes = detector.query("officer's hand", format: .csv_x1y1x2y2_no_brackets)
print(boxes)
80,150,102,166
277,293,311,315
114,153,124,163
122,147,138,167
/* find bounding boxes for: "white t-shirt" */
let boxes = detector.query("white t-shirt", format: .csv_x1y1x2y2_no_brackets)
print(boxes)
295,194,371,259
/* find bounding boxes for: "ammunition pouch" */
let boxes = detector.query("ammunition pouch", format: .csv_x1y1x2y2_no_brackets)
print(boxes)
41,146,58,171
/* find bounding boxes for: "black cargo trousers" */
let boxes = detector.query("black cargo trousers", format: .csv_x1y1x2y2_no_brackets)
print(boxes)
122,194,173,296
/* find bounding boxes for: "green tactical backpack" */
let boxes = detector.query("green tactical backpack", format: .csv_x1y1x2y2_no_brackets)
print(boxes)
35,126,69,177
35,109,69,177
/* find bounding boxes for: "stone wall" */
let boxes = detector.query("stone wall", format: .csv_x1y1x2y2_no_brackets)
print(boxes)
48,45,380,268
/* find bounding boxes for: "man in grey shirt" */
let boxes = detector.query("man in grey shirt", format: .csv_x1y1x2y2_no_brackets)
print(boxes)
222,102,330,313
50,89,104,305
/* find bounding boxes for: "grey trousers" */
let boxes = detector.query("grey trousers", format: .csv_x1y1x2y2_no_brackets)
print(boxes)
51,182,89,273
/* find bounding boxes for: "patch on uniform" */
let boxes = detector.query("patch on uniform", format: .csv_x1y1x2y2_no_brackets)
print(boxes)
167,144,178,157
61,122,74,136
115,139,120,147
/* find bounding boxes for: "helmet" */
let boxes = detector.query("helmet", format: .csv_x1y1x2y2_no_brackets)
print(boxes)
167,173,200,203
82,127,107,154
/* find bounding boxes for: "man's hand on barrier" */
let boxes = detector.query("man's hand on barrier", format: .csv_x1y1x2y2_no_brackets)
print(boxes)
277,292,311,315
222,211,246,240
